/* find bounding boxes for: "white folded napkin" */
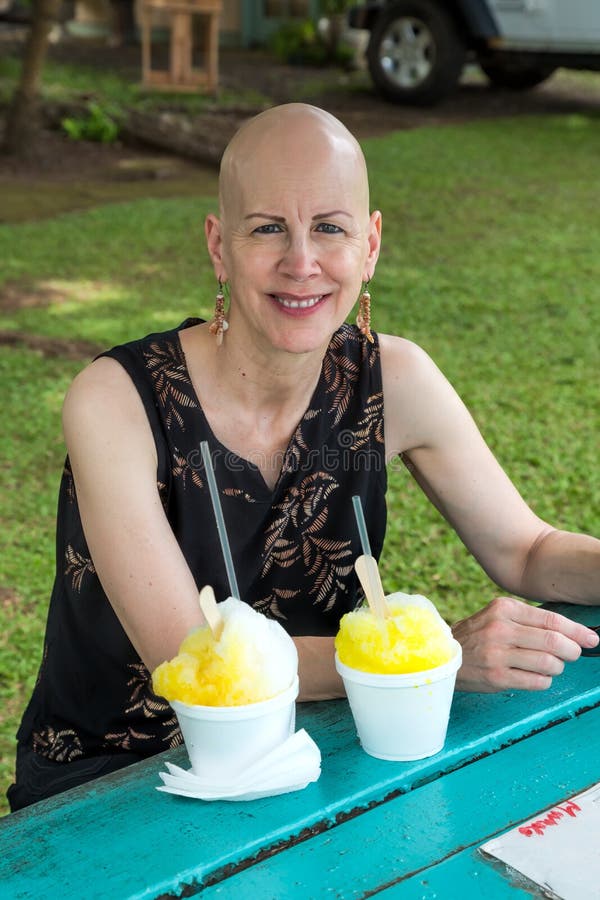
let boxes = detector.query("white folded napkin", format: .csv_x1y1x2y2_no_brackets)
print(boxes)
156,729,321,801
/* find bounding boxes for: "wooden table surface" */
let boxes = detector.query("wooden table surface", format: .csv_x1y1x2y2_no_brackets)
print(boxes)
1,602,599,900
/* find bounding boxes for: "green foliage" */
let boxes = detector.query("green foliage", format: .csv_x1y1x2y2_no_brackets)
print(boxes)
0,56,19,105
320,0,354,13
1,114,600,814
269,19,320,64
268,18,353,66
0,56,20,78
61,101,121,143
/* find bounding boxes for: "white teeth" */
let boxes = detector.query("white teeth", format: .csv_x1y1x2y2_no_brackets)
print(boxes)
275,296,322,309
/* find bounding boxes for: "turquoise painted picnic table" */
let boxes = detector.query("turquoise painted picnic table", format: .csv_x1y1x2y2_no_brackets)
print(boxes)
1,602,599,899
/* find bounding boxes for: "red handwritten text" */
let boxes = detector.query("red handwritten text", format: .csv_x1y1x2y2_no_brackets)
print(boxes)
518,801,582,837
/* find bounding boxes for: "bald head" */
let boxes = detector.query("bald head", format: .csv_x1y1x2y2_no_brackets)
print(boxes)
219,103,370,223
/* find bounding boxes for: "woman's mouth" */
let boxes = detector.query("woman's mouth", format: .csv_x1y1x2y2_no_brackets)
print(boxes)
270,294,328,312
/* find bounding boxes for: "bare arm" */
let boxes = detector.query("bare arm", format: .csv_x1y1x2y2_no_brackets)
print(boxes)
520,528,600,605
381,334,600,602
63,358,343,697
63,357,205,672
380,335,599,690
294,637,345,701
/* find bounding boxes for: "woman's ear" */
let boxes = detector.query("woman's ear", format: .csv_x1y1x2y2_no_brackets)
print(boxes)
205,214,227,279
364,210,382,280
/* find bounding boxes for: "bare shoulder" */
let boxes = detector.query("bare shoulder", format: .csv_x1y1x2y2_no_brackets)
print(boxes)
63,356,141,420
62,356,154,459
378,332,443,393
378,333,465,457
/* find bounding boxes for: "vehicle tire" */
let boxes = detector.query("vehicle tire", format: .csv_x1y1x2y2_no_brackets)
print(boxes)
366,0,466,106
481,61,555,90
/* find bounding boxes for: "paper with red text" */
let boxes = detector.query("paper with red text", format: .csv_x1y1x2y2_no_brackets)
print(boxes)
480,782,600,899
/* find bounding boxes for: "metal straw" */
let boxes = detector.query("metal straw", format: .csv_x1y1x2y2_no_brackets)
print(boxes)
201,441,241,600
352,494,381,613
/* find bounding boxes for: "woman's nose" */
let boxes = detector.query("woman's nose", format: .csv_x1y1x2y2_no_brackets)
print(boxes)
278,235,321,281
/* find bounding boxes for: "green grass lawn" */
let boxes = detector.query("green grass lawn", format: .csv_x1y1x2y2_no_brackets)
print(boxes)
1,113,599,816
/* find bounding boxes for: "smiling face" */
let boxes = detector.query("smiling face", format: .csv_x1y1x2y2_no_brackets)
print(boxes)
205,104,381,356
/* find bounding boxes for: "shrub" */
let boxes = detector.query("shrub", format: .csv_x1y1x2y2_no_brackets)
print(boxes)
268,18,354,67
61,101,121,143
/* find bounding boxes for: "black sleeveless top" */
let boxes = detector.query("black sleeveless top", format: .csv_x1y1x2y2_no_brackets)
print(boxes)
16,320,387,764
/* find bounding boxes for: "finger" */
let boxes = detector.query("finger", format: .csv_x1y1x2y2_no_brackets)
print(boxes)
502,668,554,692
538,610,599,648
511,622,583,662
456,663,552,693
502,648,566,677
493,598,599,648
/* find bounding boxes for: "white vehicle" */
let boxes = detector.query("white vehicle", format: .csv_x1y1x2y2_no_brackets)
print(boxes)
349,0,600,104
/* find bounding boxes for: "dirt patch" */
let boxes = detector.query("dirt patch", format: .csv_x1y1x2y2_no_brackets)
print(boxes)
0,124,220,182
0,279,67,311
0,587,20,612
0,329,104,360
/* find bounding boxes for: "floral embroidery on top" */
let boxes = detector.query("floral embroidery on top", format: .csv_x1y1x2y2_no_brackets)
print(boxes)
254,587,301,621
65,545,96,592
351,392,385,450
283,409,321,473
124,663,170,718
144,340,198,430
105,664,181,752
263,473,353,609
102,727,155,752
223,488,257,503
323,344,361,426
172,446,204,490
33,727,84,763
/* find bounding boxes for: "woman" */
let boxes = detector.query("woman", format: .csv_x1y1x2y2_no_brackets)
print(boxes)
8,103,599,812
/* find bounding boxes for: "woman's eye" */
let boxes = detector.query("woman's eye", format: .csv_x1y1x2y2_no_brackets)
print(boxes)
315,222,343,234
253,223,283,235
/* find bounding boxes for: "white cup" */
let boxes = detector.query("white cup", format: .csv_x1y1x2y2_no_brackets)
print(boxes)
171,676,299,778
335,641,462,761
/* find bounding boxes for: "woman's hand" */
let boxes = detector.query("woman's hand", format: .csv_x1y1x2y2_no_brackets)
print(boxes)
453,596,600,692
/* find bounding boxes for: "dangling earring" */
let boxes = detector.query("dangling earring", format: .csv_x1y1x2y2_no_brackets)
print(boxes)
356,280,374,344
208,278,229,346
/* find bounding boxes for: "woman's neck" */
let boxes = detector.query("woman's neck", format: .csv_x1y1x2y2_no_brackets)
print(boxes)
216,332,327,414
180,323,330,488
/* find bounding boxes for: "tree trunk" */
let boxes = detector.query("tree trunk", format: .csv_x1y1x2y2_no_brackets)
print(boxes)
326,14,345,58
2,0,62,155
121,110,247,165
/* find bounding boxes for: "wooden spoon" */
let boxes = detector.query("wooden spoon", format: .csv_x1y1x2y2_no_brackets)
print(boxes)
354,555,389,620
198,585,224,640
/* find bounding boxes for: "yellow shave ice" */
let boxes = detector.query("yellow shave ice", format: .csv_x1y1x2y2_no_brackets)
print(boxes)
152,597,297,706
335,592,454,674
